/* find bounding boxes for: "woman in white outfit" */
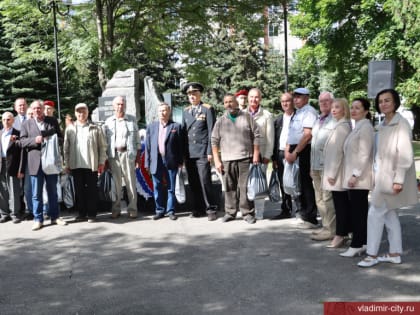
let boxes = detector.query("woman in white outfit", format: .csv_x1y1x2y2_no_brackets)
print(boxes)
340,98,374,257
358,89,417,267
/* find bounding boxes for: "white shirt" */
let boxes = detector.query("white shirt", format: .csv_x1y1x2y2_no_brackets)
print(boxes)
287,104,317,145
279,113,293,150
74,122,90,169
115,118,128,148
1,128,12,158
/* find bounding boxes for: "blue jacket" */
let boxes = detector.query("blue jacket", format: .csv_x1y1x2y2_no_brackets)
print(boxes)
145,120,185,174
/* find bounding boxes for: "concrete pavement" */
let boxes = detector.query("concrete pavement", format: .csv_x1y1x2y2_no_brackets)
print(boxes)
0,199,419,315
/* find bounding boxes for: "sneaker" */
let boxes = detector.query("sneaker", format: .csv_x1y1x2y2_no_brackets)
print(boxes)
32,221,43,231
221,214,235,223
357,256,379,268
244,215,256,224
51,218,68,226
378,254,402,264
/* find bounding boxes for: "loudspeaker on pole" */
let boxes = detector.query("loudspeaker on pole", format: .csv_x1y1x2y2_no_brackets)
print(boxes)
368,60,395,99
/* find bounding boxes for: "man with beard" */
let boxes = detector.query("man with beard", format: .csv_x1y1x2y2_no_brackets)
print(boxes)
212,94,261,224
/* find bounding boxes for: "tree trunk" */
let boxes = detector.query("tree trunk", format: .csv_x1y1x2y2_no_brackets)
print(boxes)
95,0,107,91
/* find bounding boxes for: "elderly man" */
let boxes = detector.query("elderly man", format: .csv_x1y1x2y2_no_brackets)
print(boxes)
310,92,336,240
145,103,185,221
235,89,248,111
13,98,28,131
0,112,24,224
271,92,295,219
247,88,274,219
285,87,318,228
212,94,261,224
103,96,139,219
64,103,107,223
182,82,217,221
247,88,274,164
12,98,32,220
20,100,67,230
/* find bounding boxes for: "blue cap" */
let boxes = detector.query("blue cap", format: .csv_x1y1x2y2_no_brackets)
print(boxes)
293,87,310,95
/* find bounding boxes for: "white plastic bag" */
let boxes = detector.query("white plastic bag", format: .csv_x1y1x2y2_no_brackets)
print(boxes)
247,164,269,201
283,159,301,197
175,168,186,204
41,134,62,175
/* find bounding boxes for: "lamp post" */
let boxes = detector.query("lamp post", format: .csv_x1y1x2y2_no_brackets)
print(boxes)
37,0,71,121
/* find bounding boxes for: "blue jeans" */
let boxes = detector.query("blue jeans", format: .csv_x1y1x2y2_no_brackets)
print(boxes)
31,167,59,223
152,155,177,215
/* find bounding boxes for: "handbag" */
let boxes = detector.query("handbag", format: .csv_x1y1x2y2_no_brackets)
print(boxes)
175,168,186,204
283,159,301,197
268,171,281,202
41,134,62,175
247,163,269,201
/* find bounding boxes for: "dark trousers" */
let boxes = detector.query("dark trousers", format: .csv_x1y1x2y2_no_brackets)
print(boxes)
289,145,317,224
72,168,98,218
348,189,369,247
224,158,254,217
185,157,215,214
275,150,292,213
332,191,351,237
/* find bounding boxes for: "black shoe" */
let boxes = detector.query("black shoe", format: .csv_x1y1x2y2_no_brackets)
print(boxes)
0,216,11,223
168,213,178,221
12,217,21,224
207,213,217,221
24,213,34,221
221,214,235,223
244,215,256,224
189,212,204,218
271,212,292,220
153,213,165,220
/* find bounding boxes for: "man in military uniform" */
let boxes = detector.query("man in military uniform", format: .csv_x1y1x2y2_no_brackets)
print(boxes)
182,82,217,221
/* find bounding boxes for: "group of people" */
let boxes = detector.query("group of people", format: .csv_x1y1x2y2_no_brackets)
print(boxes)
0,96,139,230
0,84,417,269
271,88,416,268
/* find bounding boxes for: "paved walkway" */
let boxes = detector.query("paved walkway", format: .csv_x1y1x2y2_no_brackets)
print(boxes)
1,198,419,315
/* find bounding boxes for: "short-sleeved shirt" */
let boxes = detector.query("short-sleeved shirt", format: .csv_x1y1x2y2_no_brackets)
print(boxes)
287,104,317,145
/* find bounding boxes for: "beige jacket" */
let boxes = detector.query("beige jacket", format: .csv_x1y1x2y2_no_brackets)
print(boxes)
322,118,351,191
64,122,107,172
371,113,417,208
342,119,374,190
251,107,274,161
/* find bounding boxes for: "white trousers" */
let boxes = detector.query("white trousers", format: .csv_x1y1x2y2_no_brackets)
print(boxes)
366,202,402,256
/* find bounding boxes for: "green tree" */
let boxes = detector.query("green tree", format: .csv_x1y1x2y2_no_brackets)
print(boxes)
289,0,419,106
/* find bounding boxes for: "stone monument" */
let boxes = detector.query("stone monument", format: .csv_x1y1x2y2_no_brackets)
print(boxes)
93,68,140,122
